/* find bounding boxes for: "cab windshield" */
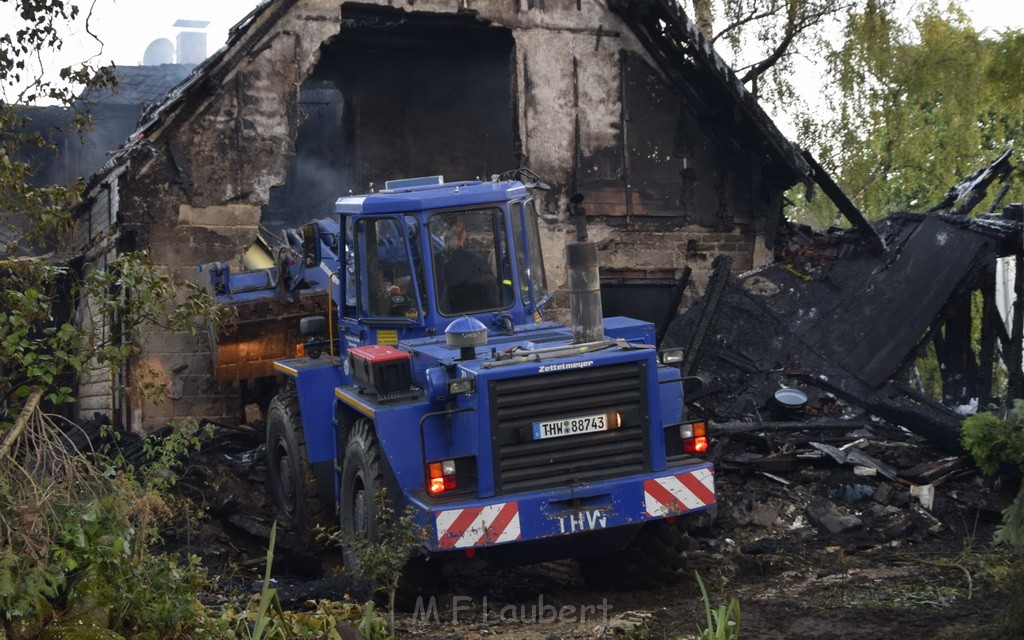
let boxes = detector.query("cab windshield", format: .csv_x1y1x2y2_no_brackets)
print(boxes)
429,208,513,316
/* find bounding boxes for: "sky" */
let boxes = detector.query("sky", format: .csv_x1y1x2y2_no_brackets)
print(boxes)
3,0,1022,114
51,0,1024,69
944,0,1024,34
64,0,265,67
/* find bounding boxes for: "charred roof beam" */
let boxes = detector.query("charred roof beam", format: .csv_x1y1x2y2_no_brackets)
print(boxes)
800,150,886,253
928,148,1014,216
609,0,813,190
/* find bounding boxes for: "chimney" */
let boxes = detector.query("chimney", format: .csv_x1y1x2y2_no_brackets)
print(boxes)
173,19,210,65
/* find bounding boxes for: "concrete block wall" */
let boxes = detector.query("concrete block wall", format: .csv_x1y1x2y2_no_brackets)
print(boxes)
538,223,767,326
75,286,115,421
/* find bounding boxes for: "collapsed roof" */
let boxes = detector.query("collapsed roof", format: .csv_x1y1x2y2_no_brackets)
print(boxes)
666,151,1023,451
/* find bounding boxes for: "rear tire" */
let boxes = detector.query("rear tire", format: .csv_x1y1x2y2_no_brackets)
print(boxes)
578,519,694,590
266,392,325,537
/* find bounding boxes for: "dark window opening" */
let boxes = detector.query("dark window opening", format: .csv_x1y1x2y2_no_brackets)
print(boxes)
356,216,424,320
263,6,517,232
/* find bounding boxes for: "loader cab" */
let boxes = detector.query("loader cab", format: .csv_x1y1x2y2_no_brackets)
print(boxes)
334,179,549,344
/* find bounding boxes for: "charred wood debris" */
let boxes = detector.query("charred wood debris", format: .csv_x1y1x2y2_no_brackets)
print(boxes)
663,150,1022,553
42,152,1024,587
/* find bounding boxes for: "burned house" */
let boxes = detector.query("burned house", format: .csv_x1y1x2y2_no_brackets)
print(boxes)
73,0,816,431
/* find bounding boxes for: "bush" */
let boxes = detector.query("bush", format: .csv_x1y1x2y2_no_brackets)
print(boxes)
962,400,1024,635
0,401,209,638
962,400,1024,550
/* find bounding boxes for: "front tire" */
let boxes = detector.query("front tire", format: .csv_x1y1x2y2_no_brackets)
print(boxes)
338,419,444,607
266,392,324,537
338,419,386,584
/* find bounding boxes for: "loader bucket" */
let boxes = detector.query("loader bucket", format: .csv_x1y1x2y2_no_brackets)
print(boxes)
211,290,330,384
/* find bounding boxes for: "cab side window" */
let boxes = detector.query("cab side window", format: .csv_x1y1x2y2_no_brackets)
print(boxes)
356,217,420,319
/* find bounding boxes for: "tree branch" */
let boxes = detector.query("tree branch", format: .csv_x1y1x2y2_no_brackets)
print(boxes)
83,0,106,63
739,2,843,85
712,7,781,45
1,388,43,459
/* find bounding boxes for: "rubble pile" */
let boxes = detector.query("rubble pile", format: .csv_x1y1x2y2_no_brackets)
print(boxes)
661,152,1023,586
709,420,1009,556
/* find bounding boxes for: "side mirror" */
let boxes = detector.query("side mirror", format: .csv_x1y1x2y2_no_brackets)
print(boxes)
300,316,327,359
302,223,322,268
300,315,327,336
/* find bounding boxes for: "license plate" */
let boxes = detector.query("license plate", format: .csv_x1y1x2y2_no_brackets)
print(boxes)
532,413,608,440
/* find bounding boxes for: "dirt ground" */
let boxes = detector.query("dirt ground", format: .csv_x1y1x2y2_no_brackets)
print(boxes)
177,429,1020,640
383,475,1012,640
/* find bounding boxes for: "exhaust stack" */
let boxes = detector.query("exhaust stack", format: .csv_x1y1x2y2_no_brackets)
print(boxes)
565,194,603,344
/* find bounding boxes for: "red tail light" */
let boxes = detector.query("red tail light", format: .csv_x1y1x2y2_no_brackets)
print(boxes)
681,421,709,455
427,460,458,495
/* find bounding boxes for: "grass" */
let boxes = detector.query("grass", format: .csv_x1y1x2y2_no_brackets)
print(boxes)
695,571,741,640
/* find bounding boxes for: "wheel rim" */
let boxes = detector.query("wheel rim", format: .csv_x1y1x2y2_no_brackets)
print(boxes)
352,476,367,537
275,440,296,516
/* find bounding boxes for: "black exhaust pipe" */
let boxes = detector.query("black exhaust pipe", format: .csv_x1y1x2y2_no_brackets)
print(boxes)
565,194,603,344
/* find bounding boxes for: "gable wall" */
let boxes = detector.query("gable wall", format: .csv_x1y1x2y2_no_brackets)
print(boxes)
81,0,790,431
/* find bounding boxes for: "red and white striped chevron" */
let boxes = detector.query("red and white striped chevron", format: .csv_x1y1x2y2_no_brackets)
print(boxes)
435,501,521,549
643,468,716,518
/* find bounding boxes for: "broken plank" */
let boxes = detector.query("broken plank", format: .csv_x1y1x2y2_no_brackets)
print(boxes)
710,419,871,436
809,441,899,481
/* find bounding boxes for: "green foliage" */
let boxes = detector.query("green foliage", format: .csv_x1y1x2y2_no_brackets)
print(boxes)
998,489,1024,554
101,545,208,637
1,0,222,414
961,400,1024,477
2,0,115,258
207,598,388,640
199,522,388,640
0,1,112,105
0,253,224,408
0,2,230,638
695,570,741,640
250,521,289,640
962,400,1024,638
689,4,1024,227
136,418,212,491
0,405,210,638
343,489,425,596
359,600,380,640
791,3,1024,225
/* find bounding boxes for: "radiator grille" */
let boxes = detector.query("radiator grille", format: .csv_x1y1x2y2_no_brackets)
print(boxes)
490,361,648,494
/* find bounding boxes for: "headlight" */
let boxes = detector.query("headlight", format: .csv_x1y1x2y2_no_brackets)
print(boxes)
658,348,685,365
447,377,475,396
